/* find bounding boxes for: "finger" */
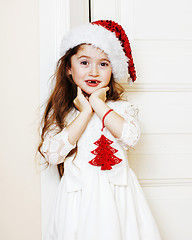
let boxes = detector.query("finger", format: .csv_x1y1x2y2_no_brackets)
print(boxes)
103,86,109,92
77,86,82,96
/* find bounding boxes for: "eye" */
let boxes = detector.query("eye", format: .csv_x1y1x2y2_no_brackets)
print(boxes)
80,60,88,65
100,62,109,67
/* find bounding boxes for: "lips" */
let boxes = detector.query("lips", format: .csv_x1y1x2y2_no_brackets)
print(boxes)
85,79,101,87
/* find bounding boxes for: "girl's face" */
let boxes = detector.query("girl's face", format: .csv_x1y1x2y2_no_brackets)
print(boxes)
68,44,112,95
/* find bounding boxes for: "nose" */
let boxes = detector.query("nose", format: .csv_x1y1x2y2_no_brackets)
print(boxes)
89,64,99,76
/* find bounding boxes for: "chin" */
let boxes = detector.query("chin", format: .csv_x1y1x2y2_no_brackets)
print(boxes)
82,87,99,96
81,88,92,96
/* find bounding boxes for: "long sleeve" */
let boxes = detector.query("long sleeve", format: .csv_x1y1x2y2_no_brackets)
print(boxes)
114,101,140,150
41,124,76,165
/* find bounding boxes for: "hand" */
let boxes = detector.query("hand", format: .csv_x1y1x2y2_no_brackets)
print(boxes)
89,87,109,103
73,87,93,113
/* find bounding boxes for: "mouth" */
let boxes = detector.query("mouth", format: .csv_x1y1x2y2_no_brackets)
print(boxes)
85,79,101,87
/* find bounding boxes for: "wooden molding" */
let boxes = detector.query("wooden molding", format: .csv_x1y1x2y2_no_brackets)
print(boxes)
122,83,192,92
139,178,192,187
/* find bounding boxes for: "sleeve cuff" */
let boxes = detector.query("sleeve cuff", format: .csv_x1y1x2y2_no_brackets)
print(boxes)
53,128,76,157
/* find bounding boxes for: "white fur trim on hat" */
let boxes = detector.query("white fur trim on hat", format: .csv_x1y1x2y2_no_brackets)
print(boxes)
60,23,129,81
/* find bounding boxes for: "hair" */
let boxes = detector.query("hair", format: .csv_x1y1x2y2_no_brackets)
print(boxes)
37,43,125,178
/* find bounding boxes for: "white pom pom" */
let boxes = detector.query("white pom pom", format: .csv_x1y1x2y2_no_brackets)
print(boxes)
128,78,134,86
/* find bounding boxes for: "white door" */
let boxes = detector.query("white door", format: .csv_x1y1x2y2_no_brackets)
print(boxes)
40,0,192,239
91,0,192,239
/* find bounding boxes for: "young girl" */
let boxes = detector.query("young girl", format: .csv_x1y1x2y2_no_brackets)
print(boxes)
38,20,162,240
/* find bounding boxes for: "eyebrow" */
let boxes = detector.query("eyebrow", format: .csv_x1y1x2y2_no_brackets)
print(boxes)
77,55,110,62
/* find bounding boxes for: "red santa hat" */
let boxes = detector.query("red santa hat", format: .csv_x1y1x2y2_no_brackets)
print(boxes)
60,20,136,83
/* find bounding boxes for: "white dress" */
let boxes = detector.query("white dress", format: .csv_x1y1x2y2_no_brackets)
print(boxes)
41,100,162,240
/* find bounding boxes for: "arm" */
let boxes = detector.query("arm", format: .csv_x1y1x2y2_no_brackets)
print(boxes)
117,102,140,149
41,87,93,165
41,126,76,165
89,87,124,139
66,110,93,145
66,87,93,145
89,87,140,150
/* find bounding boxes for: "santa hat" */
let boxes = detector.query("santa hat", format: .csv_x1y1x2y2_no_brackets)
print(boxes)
60,20,136,83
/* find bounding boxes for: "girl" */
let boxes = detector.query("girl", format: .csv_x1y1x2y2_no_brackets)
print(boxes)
38,20,162,240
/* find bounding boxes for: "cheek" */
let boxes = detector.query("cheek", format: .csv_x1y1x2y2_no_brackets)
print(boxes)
71,68,84,83
72,77,82,87
104,70,112,83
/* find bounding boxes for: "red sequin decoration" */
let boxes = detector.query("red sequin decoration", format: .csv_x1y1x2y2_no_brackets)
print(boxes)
92,20,136,82
89,134,122,170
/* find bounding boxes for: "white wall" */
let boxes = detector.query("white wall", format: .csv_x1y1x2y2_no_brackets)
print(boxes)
0,0,41,239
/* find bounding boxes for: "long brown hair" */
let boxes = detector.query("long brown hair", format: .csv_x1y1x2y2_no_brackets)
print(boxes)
38,44,125,178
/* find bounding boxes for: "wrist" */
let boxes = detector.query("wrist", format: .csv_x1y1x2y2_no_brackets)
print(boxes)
101,109,113,131
90,101,110,121
89,95,103,108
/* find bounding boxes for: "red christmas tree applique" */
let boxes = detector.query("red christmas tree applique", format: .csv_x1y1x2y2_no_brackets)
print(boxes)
89,134,122,170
